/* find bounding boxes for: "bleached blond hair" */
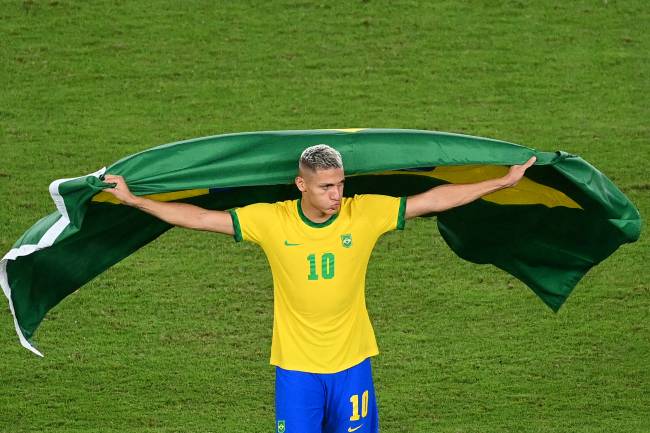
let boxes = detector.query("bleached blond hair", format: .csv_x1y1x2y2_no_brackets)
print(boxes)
299,144,343,172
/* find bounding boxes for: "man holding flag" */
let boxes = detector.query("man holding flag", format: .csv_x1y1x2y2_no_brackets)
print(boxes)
103,144,535,433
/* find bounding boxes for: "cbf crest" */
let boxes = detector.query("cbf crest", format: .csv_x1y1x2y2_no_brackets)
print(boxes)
277,420,286,433
341,233,353,248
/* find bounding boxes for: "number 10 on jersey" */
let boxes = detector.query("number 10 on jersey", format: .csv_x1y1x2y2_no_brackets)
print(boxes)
307,253,335,280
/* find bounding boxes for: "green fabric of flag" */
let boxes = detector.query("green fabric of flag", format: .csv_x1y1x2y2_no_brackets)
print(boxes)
1,129,641,356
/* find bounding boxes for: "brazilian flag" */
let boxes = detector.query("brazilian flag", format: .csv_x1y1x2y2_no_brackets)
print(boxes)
1,129,641,356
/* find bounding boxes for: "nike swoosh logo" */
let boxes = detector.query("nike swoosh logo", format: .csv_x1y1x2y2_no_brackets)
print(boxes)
348,425,363,432
284,240,302,246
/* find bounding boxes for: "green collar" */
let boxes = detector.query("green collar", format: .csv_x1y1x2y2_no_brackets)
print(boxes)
297,198,339,228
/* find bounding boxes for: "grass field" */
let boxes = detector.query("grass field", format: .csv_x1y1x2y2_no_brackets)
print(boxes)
1,1,648,432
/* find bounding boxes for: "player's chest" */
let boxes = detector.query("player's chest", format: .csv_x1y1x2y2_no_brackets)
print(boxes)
264,224,374,280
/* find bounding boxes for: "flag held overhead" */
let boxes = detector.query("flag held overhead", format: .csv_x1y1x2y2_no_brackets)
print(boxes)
1,129,641,355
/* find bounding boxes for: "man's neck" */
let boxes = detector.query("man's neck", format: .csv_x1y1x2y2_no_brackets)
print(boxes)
300,198,334,224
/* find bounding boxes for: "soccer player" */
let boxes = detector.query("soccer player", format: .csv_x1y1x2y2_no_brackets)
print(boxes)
103,145,535,433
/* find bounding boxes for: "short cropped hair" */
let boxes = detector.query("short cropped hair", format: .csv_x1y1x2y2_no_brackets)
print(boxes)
299,144,343,172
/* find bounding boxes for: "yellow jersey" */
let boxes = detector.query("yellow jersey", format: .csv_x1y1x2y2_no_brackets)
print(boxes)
230,194,406,373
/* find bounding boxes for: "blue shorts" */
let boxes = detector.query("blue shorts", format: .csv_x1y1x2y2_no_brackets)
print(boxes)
275,358,379,433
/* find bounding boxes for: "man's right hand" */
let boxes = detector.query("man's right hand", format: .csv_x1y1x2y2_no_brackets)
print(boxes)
103,174,139,206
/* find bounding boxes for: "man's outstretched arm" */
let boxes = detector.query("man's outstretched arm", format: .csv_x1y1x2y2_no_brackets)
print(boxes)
102,174,234,235
405,156,536,219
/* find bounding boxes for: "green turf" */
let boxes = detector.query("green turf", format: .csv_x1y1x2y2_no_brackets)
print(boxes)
1,1,648,432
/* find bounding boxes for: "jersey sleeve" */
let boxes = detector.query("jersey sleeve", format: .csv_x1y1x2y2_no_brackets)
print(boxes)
352,194,407,236
229,202,278,245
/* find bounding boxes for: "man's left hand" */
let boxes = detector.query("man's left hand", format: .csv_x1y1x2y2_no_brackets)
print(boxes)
502,156,536,188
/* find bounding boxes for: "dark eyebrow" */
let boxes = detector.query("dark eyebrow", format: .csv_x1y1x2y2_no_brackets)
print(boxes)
318,179,345,188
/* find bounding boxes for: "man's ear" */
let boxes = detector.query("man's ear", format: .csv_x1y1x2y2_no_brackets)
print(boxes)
295,176,306,192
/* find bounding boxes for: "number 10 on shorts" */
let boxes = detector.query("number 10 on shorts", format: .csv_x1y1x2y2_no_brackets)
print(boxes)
349,390,369,421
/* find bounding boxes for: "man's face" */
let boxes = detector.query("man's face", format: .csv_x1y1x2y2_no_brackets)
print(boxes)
296,167,345,215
